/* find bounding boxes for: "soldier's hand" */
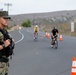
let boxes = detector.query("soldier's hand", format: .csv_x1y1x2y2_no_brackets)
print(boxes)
4,39,10,47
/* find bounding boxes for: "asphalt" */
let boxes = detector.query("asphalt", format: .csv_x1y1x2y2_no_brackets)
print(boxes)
8,28,76,75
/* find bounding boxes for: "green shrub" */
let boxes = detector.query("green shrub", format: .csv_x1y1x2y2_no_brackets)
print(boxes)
21,20,31,27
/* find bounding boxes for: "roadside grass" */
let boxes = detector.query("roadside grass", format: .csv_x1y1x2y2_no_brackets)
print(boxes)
40,22,76,37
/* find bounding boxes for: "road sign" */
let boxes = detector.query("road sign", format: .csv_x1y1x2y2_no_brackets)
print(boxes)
71,22,74,32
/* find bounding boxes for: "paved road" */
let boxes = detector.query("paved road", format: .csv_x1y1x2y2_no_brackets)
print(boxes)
8,28,76,75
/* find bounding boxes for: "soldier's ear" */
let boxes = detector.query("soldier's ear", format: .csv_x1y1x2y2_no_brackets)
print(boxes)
0,17,1,23
0,17,2,21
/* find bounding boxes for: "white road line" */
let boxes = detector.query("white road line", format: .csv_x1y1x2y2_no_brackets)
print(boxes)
27,29,45,37
27,29,33,33
15,30,24,44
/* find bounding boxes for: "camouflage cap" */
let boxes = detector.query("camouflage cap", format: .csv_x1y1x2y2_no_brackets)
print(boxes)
0,11,11,19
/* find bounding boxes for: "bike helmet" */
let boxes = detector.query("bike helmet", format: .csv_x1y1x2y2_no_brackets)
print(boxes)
54,27,57,29
36,25,38,27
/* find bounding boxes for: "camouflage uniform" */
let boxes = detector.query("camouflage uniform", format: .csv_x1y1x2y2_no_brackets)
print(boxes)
0,11,11,75
0,31,9,75
0,62,9,75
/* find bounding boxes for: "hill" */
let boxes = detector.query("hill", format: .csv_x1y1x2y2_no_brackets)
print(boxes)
9,10,76,37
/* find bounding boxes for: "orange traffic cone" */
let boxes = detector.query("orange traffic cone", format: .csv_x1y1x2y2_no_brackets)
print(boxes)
59,34,63,41
71,57,76,75
47,33,50,38
46,32,48,37
46,32,50,38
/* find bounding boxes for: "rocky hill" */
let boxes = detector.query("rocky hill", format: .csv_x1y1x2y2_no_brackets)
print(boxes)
9,10,76,26
9,10,76,37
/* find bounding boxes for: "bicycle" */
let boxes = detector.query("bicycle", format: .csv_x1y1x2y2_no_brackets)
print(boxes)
34,32,38,41
51,35,58,49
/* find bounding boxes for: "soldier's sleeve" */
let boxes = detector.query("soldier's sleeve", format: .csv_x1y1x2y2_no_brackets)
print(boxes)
0,32,4,43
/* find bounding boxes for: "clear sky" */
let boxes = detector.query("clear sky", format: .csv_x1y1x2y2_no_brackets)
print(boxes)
0,0,76,15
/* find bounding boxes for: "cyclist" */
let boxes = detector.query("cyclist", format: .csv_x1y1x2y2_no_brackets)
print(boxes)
34,25,39,39
51,27,59,47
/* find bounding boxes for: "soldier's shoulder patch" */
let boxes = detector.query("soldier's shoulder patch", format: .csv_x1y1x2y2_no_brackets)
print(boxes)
0,32,3,36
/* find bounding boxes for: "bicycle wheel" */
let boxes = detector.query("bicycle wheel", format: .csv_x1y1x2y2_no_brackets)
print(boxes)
51,40,54,48
34,34,38,41
55,40,58,49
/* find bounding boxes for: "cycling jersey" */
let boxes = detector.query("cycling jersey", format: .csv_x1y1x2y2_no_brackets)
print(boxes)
51,29,59,36
34,27,38,32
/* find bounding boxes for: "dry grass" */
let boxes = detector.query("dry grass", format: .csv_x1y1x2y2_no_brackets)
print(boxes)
8,25,23,32
39,22,76,37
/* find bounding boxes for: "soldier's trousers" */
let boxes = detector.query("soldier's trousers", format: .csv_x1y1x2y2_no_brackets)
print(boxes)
0,62,9,75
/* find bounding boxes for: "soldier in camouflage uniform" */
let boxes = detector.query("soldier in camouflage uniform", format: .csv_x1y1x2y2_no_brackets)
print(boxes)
0,11,12,75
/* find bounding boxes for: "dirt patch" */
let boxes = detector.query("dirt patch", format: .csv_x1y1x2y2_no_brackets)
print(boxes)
39,23,76,37
8,25,23,32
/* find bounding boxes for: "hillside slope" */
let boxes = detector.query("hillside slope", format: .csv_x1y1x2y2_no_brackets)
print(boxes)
9,10,76,37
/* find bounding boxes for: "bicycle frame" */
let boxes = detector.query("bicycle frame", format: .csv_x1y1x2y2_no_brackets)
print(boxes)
34,32,38,41
52,36,58,49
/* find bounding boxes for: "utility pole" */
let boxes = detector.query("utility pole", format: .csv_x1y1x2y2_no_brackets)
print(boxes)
0,9,3,11
4,3,12,15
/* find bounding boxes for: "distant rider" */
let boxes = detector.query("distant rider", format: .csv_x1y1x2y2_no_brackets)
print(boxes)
34,25,39,39
51,27,59,47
